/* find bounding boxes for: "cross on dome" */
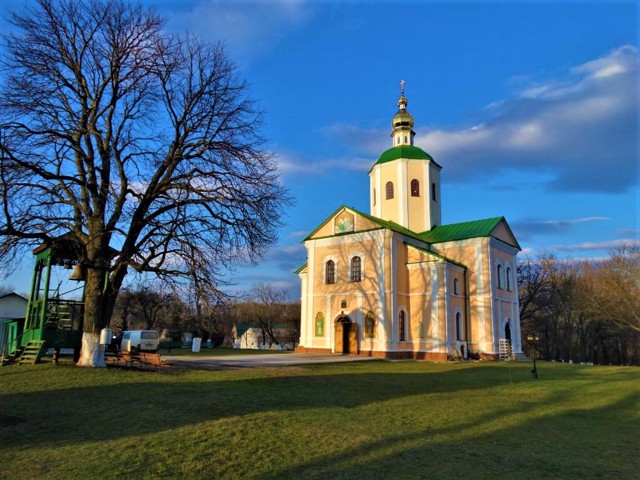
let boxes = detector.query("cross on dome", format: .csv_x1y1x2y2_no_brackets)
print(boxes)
392,80,414,146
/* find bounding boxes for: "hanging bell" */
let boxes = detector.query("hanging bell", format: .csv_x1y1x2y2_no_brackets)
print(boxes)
69,263,85,281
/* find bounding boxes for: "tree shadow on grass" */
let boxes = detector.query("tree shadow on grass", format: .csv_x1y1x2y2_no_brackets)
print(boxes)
261,390,639,480
2,363,537,448
0,361,635,467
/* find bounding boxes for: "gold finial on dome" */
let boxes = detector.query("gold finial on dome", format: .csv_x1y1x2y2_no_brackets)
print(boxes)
391,80,415,146
398,79,408,110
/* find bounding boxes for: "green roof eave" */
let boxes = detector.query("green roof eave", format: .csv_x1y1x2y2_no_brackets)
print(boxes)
294,263,307,275
371,145,441,171
420,216,521,250
302,206,520,251
302,205,352,242
302,205,427,244
352,208,427,243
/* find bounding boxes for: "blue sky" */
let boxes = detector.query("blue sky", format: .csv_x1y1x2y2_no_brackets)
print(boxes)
0,0,638,299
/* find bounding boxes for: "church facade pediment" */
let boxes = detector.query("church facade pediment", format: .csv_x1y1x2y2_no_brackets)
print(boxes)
304,206,386,241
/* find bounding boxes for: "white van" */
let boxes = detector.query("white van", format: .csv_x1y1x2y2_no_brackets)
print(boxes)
120,330,159,353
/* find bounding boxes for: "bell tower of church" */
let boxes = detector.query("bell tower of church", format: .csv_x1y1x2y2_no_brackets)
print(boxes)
369,82,442,232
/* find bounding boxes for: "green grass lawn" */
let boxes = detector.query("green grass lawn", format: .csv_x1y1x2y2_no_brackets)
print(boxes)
0,360,637,480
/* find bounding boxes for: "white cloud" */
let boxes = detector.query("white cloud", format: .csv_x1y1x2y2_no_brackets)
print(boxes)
418,46,638,192
551,238,640,252
167,0,312,61
513,216,611,241
275,151,371,176
308,46,638,193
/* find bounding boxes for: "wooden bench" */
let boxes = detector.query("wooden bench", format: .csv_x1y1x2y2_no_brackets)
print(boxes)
138,352,171,371
105,350,139,368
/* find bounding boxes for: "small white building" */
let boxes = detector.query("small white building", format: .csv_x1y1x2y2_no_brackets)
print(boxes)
233,322,298,350
0,292,28,355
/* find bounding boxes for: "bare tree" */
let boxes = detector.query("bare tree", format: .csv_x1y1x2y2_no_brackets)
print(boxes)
580,244,640,333
0,0,289,366
114,286,173,330
245,284,297,349
518,250,640,365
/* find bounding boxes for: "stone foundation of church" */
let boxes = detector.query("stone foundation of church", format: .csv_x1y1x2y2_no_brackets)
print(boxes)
295,346,448,361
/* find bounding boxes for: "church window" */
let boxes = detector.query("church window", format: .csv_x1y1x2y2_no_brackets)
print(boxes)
456,312,464,341
325,260,335,285
404,135,408,143
506,267,511,291
399,311,406,341
373,188,376,206
315,312,324,337
365,311,375,338
351,256,362,282
385,181,394,200
497,264,503,289
431,182,437,201
411,179,420,197
454,278,459,295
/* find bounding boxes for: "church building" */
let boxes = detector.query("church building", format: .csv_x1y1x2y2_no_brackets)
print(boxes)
295,85,523,360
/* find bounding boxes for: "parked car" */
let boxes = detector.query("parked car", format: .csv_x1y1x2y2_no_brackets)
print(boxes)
120,330,159,353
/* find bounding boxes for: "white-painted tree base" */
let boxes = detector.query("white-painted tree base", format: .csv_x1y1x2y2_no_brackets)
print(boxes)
76,332,106,368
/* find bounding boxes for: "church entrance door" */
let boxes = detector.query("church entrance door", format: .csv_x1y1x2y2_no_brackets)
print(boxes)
334,316,358,354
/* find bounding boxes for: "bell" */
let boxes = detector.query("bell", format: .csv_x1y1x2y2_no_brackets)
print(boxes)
69,263,85,281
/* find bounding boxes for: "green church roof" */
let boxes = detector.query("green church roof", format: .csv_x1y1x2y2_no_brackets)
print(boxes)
375,145,434,165
420,216,520,249
302,206,520,250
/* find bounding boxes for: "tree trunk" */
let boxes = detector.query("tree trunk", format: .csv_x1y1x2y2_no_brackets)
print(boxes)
76,266,118,367
77,332,106,368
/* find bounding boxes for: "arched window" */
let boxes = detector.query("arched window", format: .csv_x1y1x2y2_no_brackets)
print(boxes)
431,182,437,201
506,267,511,291
372,188,376,206
399,311,406,341
411,179,420,197
365,311,375,338
351,256,361,282
325,260,335,285
497,264,503,289
315,312,324,337
456,312,463,341
454,278,459,295
385,181,394,200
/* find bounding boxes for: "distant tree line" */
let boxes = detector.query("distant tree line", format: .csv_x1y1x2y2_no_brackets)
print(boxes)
519,244,639,365
111,282,300,349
